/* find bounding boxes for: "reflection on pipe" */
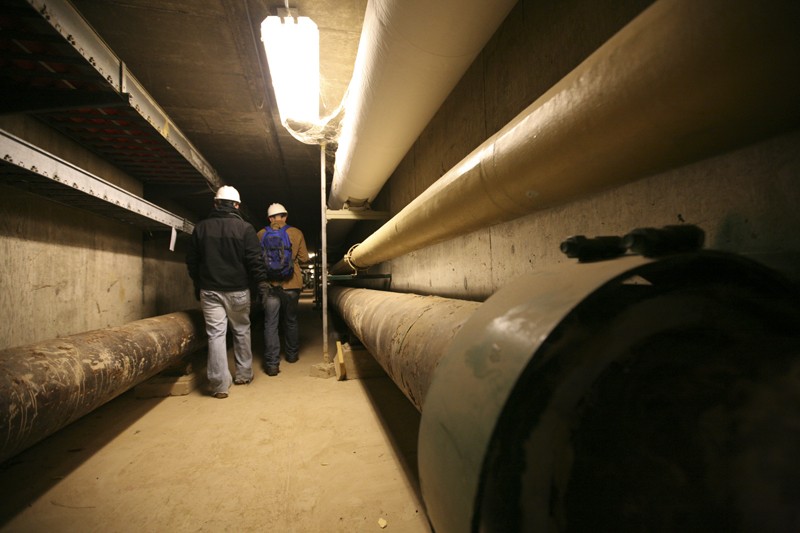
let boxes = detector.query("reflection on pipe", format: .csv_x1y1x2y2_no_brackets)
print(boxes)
0,310,206,464
333,0,800,274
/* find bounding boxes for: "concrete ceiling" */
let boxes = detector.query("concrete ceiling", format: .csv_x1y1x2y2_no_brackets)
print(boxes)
69,0,368,249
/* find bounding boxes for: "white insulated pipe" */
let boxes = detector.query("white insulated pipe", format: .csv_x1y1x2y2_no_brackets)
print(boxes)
335,0,800,273
328,0,517,210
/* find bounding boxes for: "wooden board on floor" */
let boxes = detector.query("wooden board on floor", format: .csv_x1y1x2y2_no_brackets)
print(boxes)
335,341,386,381
135,361,198,398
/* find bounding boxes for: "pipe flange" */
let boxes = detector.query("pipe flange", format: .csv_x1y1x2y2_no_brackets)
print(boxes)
418,252,800,532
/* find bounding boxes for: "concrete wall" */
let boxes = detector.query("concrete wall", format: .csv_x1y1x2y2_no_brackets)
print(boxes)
370,0,800,300
0,116,196,350
0,185,142,349
143,233,198,317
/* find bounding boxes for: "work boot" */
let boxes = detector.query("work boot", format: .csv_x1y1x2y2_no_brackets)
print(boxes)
266,366,279,376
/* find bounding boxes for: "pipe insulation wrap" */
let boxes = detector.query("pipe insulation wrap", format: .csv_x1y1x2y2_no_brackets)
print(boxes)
0,310,206,464
329,286,480,411
329,0,517,209
335,0,800,273
418,252,800,532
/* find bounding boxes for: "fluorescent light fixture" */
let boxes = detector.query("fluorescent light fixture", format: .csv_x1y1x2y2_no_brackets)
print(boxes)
261,14,320,124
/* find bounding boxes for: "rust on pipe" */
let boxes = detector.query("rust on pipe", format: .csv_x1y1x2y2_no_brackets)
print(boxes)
329,286,480,411
0,310,206,464
332,0,800,274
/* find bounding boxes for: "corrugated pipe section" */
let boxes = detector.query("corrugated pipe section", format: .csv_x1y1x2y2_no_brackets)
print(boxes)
328,0,517,211
333,0,800,274
0,310,206,464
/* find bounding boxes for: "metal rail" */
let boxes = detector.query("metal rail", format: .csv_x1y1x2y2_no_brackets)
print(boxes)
1,129,194,233
25,0,223,191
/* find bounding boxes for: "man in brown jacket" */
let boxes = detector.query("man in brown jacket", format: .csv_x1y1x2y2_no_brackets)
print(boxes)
257,203,309,376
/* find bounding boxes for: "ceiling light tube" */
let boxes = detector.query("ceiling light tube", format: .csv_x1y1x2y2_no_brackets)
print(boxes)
261,14,320,124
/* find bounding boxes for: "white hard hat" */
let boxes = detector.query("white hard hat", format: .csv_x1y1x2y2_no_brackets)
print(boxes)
268,203,288,217
215,186,241,203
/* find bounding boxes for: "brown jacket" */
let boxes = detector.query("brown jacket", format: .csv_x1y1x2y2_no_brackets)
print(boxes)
257,221,309,290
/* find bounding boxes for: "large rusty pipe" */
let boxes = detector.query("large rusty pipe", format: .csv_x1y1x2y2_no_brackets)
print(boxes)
419,253,800,532
0,310,206,464
331,253,800,532
333,0,800,274
329,286,480,411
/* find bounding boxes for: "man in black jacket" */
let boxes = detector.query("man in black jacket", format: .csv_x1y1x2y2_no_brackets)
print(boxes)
186,186,268,399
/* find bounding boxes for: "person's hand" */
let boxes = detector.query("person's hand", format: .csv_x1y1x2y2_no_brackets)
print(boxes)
258,281,269,303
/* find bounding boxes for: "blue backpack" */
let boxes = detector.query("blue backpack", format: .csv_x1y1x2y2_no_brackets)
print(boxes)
260,225,293,281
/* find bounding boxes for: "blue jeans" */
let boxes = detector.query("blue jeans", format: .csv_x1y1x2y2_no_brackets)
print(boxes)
264,287,301,368
200,289,253,393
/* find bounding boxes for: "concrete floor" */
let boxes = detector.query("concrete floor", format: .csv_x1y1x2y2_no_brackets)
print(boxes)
0,294,431,532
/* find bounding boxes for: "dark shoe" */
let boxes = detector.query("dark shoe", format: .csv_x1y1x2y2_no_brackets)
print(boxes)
285,356,298,363
234,378,251,385
265,366,279,376
212,392,228,399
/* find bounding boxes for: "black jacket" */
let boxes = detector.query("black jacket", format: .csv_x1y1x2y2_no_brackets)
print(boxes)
186,205,268,292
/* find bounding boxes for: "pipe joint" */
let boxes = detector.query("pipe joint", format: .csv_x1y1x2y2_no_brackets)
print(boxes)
343,243,367,273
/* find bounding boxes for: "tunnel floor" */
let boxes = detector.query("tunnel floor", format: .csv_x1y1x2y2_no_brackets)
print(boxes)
0,292,430,532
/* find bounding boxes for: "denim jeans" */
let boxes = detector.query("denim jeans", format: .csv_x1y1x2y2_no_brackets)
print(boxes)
200,289,253,393
264,287,301,368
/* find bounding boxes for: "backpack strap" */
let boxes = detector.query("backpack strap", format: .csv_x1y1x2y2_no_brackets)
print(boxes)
280,225,292,257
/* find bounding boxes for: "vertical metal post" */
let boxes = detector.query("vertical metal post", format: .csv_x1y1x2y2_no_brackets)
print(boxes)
320,143,329,362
